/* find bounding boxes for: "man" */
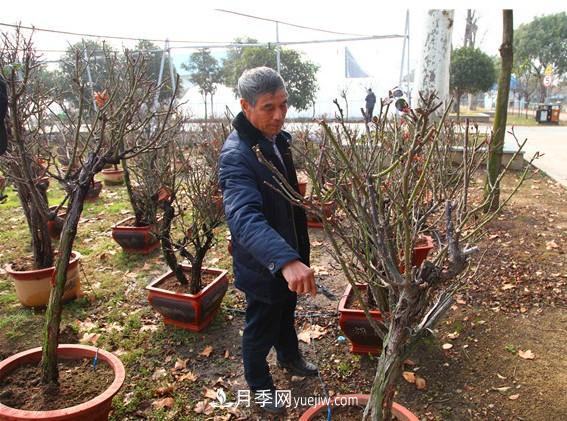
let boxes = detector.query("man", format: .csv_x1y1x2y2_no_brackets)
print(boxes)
365,88,376,123
219,67,318,415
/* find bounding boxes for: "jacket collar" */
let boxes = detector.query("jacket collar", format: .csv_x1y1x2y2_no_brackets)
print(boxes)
232,111,291,150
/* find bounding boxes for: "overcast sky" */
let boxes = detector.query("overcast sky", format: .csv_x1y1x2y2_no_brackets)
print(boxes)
2,0,565,117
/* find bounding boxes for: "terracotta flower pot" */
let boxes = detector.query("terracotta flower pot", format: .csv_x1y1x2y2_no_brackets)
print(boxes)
399,235,435,272
299,394,418,421
0,344,125,421
5,252,81,308
100,168,124,186
85,181,103,202
146,265,228,332
298,181,307,197
307,200,336,229
47,206,67,240
111,216,160,254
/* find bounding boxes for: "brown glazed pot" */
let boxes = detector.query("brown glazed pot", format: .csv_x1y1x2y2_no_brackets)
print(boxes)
47,206,67,240
299,394,418,421
5,252,81,308
111,216,160,255
338,283,385,354
146,265,228,332
100,168,124,186
0,344,125,421
85,181,103,202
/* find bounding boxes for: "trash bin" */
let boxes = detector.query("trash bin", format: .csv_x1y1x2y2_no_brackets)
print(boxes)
536,103,561,124
535,104,551,123
550,104,561,124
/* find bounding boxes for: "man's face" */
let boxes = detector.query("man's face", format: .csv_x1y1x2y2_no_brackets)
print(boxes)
241,88,288,138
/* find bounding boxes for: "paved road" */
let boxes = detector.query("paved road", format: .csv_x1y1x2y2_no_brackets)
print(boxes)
504,125,567,188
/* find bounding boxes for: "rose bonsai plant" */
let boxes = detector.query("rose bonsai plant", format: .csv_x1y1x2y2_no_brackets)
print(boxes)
147,123,229,332
0,31,177,419
261,93,534,420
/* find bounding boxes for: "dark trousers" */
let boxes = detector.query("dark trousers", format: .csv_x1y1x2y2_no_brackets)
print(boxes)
365,105,375,122
242,292,300,390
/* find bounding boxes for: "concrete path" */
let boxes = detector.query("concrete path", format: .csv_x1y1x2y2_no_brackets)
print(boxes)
504,125,567,188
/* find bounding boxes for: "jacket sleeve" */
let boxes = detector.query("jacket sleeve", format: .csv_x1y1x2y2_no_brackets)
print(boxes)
219,148,300,275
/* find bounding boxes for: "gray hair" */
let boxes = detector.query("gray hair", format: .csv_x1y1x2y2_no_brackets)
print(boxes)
237,67,287,106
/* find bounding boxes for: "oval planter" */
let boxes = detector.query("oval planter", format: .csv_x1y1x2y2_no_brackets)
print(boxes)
111,216,160,255
146,265,228,332
5,252,82,308
299,394,418,421
100,168,124,186
47,206,67,240
85,181,103,202
0,344,125,421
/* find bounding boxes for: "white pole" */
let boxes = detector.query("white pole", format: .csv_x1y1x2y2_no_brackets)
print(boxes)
167,40,176,93
413,10,454,112
82,41,98,111
152,40,168,113
276,22,281,73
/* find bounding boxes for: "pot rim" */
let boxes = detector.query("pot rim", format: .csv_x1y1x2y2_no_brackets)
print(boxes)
298,394,418,421
0,344,125,418
5,251,81,277
146,265,228,299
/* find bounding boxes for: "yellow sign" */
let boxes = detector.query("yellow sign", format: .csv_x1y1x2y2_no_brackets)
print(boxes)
544,64,554,76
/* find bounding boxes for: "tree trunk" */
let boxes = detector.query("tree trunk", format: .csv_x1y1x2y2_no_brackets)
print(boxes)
190,251,205,295
210,95,214,120
203,93,208,122
413,10,454,113
484,10,513,212
363,318,406,421
161,200,188,285
41,173,91,385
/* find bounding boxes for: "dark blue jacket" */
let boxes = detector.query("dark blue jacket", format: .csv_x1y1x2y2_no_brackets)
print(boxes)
219,112,310,303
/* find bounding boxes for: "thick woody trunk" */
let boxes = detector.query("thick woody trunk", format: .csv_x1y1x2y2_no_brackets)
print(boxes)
413,10,454,113
484,10,513,212
40,172,91,384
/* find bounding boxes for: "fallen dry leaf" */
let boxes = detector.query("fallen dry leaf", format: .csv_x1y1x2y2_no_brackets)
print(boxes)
193,400,213,415
492,386,512,393
402,371,416,383
403,358,416,366
177,371,198,382
442,343,453,350
447,332,460,340
152,397,174,409
79,332,100,345
204,388,218,400
298,324,327,344
224,349,230,359
152,368,168,381
509,394,520,400
518,349,535,360
200,345,214,357
415,376,427,390
546,240,559,250
174,359,188,370
155,384,175,396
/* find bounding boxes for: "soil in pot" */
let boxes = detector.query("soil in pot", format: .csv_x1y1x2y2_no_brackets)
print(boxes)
0,358,113,411
158,270,219,294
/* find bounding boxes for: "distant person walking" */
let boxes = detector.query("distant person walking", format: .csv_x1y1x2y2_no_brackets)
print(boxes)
364,88,376,123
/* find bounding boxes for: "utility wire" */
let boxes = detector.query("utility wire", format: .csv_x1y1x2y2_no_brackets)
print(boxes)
215,8,371,37
0,21,229,44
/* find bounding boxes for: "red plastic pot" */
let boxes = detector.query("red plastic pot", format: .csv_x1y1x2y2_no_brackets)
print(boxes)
0,344,125,421
298,181,307,197
111,216,160,254
146,265,229,332
299,394,418,421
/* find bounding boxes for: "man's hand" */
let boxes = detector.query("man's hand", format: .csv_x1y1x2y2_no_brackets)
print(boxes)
281,260,317,297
